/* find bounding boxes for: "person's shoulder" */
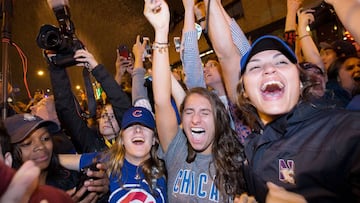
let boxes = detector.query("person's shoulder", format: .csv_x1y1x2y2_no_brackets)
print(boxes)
30,184,75,203
317,107,360,124
347,95,360,110
296,102,360,126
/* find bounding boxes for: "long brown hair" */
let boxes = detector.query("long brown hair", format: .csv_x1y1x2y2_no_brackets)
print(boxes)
180,87,247,199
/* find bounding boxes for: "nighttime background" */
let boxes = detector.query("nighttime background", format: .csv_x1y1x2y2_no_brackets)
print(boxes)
1,0,326,103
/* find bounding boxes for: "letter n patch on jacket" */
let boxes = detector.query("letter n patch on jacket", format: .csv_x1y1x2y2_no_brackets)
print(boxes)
278,159,295,184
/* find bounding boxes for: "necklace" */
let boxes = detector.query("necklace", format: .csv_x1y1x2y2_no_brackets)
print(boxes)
134,166,141,180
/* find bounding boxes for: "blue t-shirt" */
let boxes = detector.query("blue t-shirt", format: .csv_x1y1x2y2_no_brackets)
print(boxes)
80,153,167,203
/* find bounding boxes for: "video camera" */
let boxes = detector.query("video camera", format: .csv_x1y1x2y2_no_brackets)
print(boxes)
36,5,84,67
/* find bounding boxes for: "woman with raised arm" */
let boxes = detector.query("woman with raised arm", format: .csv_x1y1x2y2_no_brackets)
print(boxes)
144,0,250,202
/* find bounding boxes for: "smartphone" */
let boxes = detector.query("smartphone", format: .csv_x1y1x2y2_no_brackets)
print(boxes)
75,162,100,200
118,44,130,58
174,37,181,52
142,37,152,59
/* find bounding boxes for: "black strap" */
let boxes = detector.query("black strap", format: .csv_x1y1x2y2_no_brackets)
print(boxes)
82,68,97,118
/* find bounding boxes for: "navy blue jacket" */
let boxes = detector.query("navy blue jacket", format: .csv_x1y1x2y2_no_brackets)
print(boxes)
244,102,360,203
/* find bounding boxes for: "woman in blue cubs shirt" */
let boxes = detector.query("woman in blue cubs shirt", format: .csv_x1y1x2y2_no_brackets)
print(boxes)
62,106,167,202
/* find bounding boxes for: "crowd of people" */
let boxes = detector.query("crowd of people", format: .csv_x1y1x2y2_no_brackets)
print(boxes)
1,0,360,202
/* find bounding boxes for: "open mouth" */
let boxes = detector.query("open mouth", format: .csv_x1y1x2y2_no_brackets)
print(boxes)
131,137,145,145
191,127,205,141
191,127,205,134
261,80,285,97
103,124,113,129
353,76,360,82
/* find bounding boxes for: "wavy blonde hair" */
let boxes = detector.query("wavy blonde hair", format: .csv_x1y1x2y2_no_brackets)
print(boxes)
105,128,166,194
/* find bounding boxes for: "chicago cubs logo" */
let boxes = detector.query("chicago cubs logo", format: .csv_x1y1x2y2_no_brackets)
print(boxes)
117,189,157,203
132,110,143,118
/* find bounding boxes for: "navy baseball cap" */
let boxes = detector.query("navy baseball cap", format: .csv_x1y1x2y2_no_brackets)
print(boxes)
121,106,155,130
240,35,297,74
4,113,60,143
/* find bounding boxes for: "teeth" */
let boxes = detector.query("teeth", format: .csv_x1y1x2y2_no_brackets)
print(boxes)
132,137,145,143
261,81,284,91
191,127,205,134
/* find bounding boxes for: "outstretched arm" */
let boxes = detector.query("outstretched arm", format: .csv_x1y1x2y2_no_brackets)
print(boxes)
144,0,178,153
131,35,153,111
74,49,131,128
59,154,82,171
204,0,241,103
297,9,325,70
284,0,303,51
325,0,360,42
49,62,103,153
181,0,206,89
171,74,186,114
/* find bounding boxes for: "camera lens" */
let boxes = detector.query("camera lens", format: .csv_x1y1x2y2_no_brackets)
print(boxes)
43,30,61,48
36,24,62,50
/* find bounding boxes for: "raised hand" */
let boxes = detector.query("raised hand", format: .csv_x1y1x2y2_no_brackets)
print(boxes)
132,35,147,64
297,8,315,30
143,0,170,32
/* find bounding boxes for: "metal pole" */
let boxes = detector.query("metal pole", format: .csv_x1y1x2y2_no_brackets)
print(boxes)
1,0,13,120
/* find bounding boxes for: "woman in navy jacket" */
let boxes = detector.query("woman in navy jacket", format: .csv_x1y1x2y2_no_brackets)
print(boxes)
237,35,360,203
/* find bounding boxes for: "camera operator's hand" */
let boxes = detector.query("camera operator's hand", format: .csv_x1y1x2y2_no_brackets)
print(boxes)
83,163,109,196
132,35,147,68
74,49,99,72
